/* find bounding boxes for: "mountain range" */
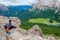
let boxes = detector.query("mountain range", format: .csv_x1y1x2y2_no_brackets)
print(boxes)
8,5,32,12
0,4,32,16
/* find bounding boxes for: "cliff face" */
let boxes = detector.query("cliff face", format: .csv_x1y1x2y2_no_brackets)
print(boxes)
33,0,60,10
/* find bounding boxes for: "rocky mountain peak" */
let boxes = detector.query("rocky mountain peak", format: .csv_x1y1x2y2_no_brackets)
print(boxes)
33,0,60,10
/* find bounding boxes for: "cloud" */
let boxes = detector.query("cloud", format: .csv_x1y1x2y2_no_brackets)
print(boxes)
0,0,36,6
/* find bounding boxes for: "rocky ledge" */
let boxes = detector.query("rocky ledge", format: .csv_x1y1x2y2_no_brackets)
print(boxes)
0,16,60,40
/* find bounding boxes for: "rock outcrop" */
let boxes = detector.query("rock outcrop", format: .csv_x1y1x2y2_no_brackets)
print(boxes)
0,16,21,40
28,25,43,37
0,26,6,40
0,16,59,40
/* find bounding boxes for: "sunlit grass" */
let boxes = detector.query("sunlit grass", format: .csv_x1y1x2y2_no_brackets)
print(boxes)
28,18,57,24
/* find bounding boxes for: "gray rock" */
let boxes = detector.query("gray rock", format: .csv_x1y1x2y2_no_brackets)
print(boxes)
28,25,43,37
47,36,56,40
0,27,7,40
10,28,27,35
30,35,43,40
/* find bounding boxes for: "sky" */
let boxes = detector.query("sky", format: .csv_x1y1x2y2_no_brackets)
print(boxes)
0,0,36,6
0,0,60,6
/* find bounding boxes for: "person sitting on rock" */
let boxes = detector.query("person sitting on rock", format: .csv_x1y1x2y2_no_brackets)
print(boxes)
4,20,16,30
5,24,11,35
4,20,16,35
8,20,16,30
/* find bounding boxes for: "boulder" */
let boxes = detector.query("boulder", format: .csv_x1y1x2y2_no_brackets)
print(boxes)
47,36,56,40
0,16,8,26
10,28,27,35
28,25,43,37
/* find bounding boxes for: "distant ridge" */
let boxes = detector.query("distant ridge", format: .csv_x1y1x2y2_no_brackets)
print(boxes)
8,5,32,11
0,4,32,16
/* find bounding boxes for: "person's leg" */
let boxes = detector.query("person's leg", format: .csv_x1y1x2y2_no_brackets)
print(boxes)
9,26,16,30
11,26,16,28
6,31,11,35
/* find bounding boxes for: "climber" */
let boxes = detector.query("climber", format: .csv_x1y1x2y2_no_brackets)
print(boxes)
8,20,16,30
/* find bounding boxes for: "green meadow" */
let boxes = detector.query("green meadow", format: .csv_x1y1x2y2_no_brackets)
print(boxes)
28,18,57,24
